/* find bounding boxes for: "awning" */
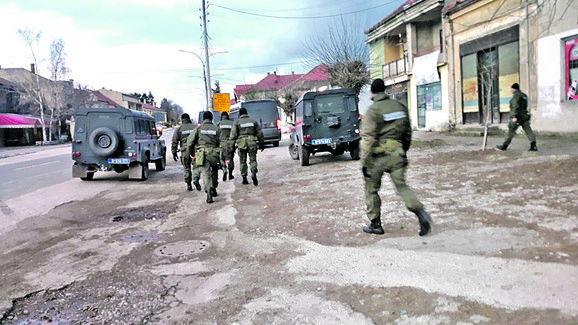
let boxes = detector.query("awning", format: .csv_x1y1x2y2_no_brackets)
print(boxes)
412,51,440,86
0,113,44,129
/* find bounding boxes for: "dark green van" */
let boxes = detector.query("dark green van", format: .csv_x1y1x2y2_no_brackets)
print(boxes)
289,88,361,166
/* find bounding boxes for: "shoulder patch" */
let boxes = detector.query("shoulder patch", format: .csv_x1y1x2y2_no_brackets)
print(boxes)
240,123,254,128
220,125,232,129
383,111,407,121
200,130,217,135
181,130,194,135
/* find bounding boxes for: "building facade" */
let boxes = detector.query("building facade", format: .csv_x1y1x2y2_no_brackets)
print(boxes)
366,0,451,131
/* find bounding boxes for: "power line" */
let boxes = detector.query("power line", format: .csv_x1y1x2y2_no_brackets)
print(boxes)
211,1,403,20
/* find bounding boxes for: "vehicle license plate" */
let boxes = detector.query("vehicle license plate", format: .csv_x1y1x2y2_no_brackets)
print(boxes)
108,158,130,164
312,138,332,145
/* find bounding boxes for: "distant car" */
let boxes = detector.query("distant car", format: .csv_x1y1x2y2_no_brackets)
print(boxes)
72,107,167,181
229,99,281,147
155,123,163,135
197,110,221,126
289,88,361,166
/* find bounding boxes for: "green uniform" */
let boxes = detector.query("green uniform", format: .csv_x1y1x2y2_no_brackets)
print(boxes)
186,119,221,193
230,114,264,177
217,116,235,172
503,89,535,147
171,119,196,183
361,92,423,222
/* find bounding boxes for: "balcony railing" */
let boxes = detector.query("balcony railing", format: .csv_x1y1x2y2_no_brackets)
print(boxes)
383,57,408,79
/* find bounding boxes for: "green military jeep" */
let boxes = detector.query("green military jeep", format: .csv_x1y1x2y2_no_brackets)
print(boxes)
72,107,166,180
289,88,361,166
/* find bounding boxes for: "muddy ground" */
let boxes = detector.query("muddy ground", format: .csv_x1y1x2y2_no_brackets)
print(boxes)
0,133,577,325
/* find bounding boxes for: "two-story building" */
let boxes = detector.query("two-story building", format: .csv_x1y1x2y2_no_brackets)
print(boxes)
366,0,450,131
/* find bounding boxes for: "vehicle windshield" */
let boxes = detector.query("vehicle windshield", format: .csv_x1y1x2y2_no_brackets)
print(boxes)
244,101,278,123
315,95,345,114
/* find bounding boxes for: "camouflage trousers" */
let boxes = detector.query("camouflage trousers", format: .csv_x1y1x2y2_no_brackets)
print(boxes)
220,140,235,172
197,148,220,192
238,147,258,177
503,118,536,146
363,153,423,221
180,153,192,183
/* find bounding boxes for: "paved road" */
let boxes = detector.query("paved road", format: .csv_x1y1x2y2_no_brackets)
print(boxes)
0,152,71,200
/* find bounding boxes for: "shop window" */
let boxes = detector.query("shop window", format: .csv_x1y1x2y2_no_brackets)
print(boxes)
498,42,519,112
566,36,578,100
417,82,442,111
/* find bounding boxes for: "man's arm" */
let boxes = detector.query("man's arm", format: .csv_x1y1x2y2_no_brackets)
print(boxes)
171,126,180,156
401,105,412,152
360,108,377,166
185,127,198,157
229,122,238,142
255,120,265,148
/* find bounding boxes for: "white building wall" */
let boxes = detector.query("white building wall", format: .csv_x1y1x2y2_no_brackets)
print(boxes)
536,29,578,132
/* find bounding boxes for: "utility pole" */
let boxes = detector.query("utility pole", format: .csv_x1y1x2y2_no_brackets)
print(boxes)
201,0,212,112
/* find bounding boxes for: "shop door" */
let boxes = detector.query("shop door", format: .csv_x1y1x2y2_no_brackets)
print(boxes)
417,86,426,128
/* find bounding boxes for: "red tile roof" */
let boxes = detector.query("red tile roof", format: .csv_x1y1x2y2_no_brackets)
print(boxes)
93,91,120,107
142,103,163,111
288,64,330,88
251,72,304,91
234,84,252,99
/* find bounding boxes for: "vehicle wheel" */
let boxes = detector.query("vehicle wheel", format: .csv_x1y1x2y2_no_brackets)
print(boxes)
88,127,119,156
141,156,150,180
350,141,360,160
80,172,94,181
273,141,280,147
155,154,166,171
289,143,299,160
299,145,309,166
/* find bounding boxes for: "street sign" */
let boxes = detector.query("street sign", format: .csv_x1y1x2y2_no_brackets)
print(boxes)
213,93,230,113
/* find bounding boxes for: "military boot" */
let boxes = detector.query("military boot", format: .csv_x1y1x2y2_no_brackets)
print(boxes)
415,209,432,236
222,166,227,181
206,190,213,203
363,217,385,235
186,182,193,191
251,169,258,186
192,177,201,191
228,169,234,180
242,176,249,185
529,141,538,151
496,144,508,151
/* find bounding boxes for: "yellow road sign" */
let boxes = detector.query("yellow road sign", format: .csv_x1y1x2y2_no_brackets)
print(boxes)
213,93,231,113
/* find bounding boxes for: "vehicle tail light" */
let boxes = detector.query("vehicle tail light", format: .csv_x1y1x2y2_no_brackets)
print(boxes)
198,122,202,126
72,152,81,157
305,135,312,141
276,119,281,131
72,140,82,144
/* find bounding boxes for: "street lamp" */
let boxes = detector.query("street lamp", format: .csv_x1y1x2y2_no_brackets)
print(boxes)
179,49,228,111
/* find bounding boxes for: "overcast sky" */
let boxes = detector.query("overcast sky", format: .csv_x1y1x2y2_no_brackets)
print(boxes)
0,0,404,117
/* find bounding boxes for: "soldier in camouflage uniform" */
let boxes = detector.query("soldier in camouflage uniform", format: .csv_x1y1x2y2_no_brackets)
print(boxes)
360,79,432,236
186,111,221,203
230,107,264,186
171,113,197,191
496,83,537,151
217,111,235,181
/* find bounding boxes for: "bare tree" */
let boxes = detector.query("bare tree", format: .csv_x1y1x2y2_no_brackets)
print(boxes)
18,27,47,142
303,16,370,95
48,38,69,141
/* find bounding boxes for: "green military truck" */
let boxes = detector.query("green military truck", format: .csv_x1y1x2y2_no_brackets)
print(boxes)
289,88,361,166
72,107,166,181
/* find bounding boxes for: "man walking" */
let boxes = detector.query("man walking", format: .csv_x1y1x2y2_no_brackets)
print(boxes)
496,83,537,151
217,111,235,181
171,113,197,191
360,78,432,236
230,107,264,186
186,111,221,203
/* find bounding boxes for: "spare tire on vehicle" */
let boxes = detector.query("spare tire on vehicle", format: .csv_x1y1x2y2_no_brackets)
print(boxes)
88,127,119,156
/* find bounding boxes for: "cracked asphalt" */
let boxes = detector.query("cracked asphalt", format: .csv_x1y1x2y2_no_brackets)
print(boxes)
0,130,577,324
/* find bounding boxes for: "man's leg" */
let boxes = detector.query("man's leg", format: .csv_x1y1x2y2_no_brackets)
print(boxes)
201,163,213,203
362,158,385,234
192,163,202,191
390,164,431,236
182,154,192,191
521,120,537,151
248,147,258,185
227,142,235,179
498,121,519,150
